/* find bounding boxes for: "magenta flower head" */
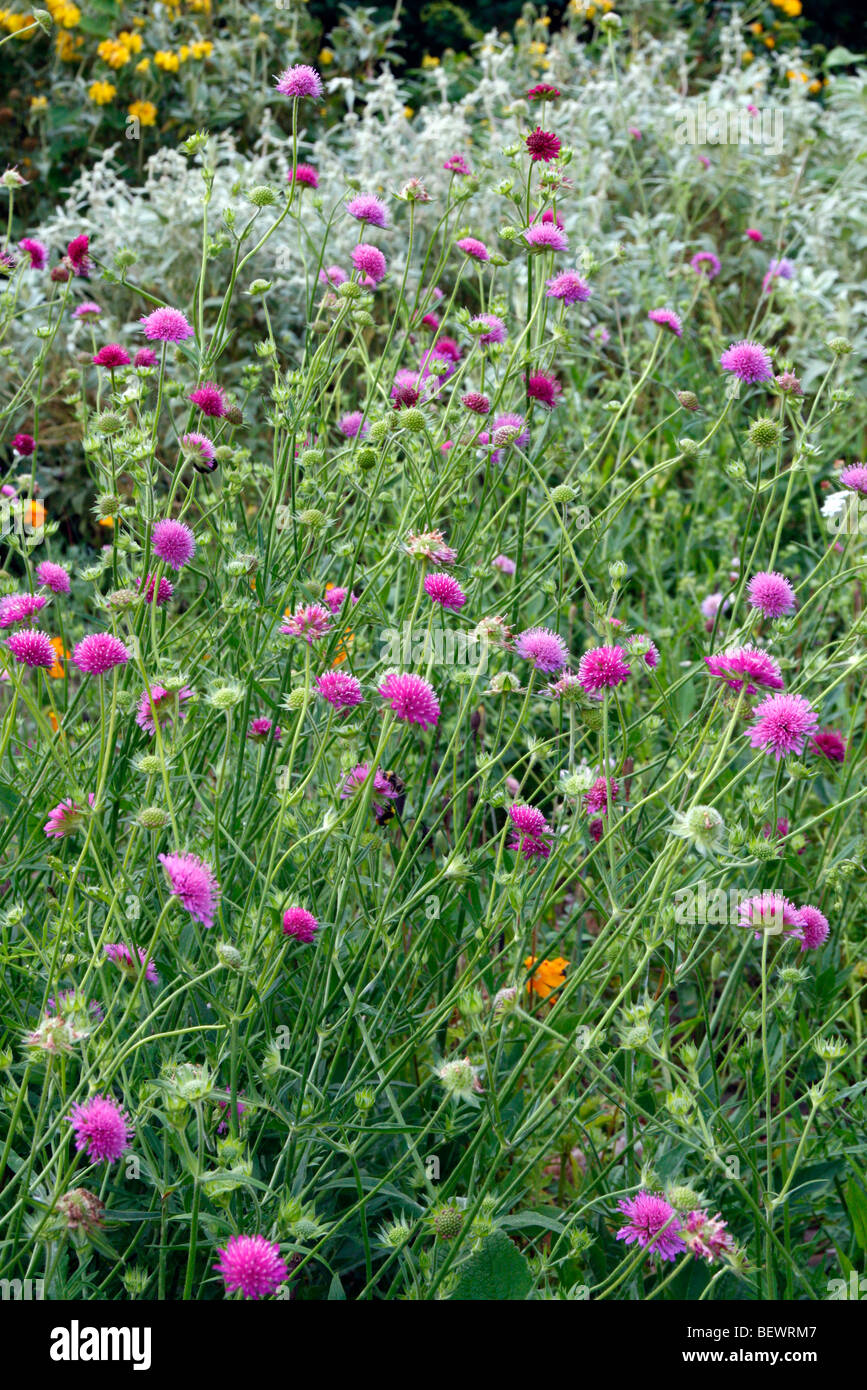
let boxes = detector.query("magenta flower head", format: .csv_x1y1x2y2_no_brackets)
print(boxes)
471,313,506,345
338,410,368,439
683,1210,735,1263
746,692,818,760
274,63,323,99
66,234,90,276
322,586,358,615
625,634,660,669
0,592,47,627
705,644,783,695
461,391,490,415
351,243,386,285
720,339,773,384
67,1093,133,1165
72,632,130,676
44,796,94,839
507,803,551,861
315,670,363,711
546,269,591,305
152,518,196,571
6,628,55,669
444,153,471,175
319,265,348,289
811,727,846,763
139,307,194,343
137,573,174,606
840,463,867,495
214,1234,288,1300
493,553,515,574
523,223,568,253
378,672,440,729
526,372,562,409
247,717,281,742
282,906,319,944
104,943,158,984
280,602,332,644
73,301,102,321
36,560,71,595
515,626,569,675
404,529,456,566
746,227,763,242
134,347,158,368
159,850,219,928
738,891,804,938
136,684,193,736
525,126,561,162
345,194,389,228
19,237,48,270
616,1192,685,1263
456,236,489,262
747,570,796,619
188,382,227,417
584,776,619,816
689,250,721,279
289,163,318,188
340,764,400,815
647,307,682,337
11,432,34,456
424,572,466,611
93,344,131,368
181,432,217,472
794,904,830,951
577,644,631,695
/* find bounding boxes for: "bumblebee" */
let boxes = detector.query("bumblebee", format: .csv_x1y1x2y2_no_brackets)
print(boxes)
374,769,406,826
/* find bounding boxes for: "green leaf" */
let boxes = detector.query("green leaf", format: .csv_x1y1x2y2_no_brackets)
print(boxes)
844,1179,867,1251
451,1231,532,1301
0,782,21,817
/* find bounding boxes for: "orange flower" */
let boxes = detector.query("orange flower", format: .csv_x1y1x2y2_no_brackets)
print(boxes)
48,710,60,732
48,636,69,679
97,515,114,528
524,955,569,999
23,499,45,529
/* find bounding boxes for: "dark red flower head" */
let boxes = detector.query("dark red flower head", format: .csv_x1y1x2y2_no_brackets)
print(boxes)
525,127,561,163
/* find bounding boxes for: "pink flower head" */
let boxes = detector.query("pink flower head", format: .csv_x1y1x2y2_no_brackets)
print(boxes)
461,391,490,414
584,776,619,816
340,763,400,814
322,586,358,615
616,1192,685,1263
539,208,565,230
137,573,174,606
513,626,567,675
489,411,529,455
67,1093,133,1164
139,307,194,343
546,269,591,305
720,340,773,384
456,237,489,262
6,628,55,669
471,313,506,345
683,1210,734,1263
705,644,783,695
648,307,682,337
810,727,846,763
0,592,47,627
747,570,796,619
493,554,515,574
275,63,323,99
66,234,90,276
628,126,642,140
280,602,332,643
151,518,196,571
424,572,466,611
746,692,818,760
508,802,551,861
625,634,660,669
338,410,368,439
159,850,219,928
319,265,348,288
840,463,867,495
73,301,102,321
527,83,561,101
136,684,192,736
690,250,721,279
775,371,803,396
762,258,794,295
19,238,47,270
525,126,561,162
289,162,318,188
93,343,131,368
345,194,389,228
746,227,763,242
36,560,71,595
315,670,363,711
793,904,830,951
44,795,94,839
72,632,130,676
443,153,471,175
378,672,440,729
392,375,421,409
738,891,804,937
351,243,386,285
404,529,456,566
134,347,158,368
188,382,227,417
577,644,631,694
181,431,217,471
11,432,34,455
282,906,319,944
525,371,561,409
247,717,281,742
523,223,569,253
215,1234,288,1300
104,943,158,984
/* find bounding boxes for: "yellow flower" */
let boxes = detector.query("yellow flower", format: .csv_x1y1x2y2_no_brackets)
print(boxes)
524,955,569,1000
749,21,763,35
763,35,775,47
808,78,822,94
178,44,191,63
55,29,82,59
97,38,132,69
88,80,117,105
119,29,142,54
128,99,157,126
403,105,413,119
742,48,754,63
187,0,211,11
30,95,49,110
318,47,334,65
154,49,180,72
191,39,212,59
421,53,439,68
136,56,150,72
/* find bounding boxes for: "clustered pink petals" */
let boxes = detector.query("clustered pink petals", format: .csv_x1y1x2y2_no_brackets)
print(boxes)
648,307,682,337
546,269,591,305
525,126,562,162
523,223,569,253
720,339,773,384
44,795,94,839
747,570,796,619
151,518,196,571
67,1093,133,1165
515,626,569,675
404,529,456,566
424,572,466,611
456,236,489,262
215,1234,288,1300
839,463,867,494
690,250,721,279
282,906,319,944
137,573,174,606
181,431,217,471
526,372,562,409
247,717,281,742
105,943,159,984
378,672,440,729
93,344,131,368
508,803,552,861
139,307,195,343
19,237,47,270
345,194,389,228
275,63,323,99
159,851,220,928
471,313,506,345
136,685,192,736
746,692,819,760
36,560,71,594
341,763,400,814
683,1210,735,1262
322,586,358,614
66,234,90,276
810,727,846,763
584,777,619,816
351,243,387,285
72,632,130,676
6,628,55,669
280,602,332,644
738,892,804,937
705,644,784,695
0,592,47,627
616,1192,686,1263
577,644,631,694
188,382,227,417
289,163,319,188
315,670,363,710
794,904,830,951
